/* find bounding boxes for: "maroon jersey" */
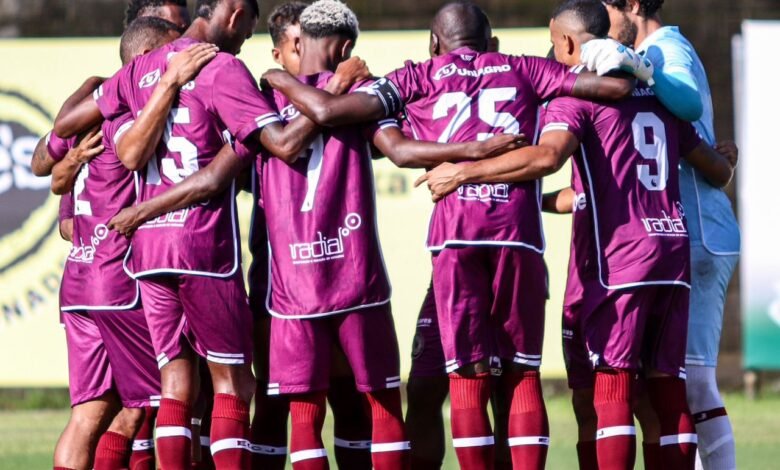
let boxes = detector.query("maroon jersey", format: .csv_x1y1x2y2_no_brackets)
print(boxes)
542,86,701,289
94,37,280,278
260,72,394,318
383,48,577,251
48,116,140,310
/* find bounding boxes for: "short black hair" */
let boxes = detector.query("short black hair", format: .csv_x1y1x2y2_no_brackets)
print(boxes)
120,16,180,64
552,0,611,38
602,0,664,17
125,0,187,27
196,0,260,20
267,2,308,46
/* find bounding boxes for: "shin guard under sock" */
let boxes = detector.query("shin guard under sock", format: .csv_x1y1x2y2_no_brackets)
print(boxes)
449,373,494,470
593,370,636,470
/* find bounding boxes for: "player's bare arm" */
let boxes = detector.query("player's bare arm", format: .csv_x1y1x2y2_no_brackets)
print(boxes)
50,129,104,195
542,187,575,214
116,43,219,171
53,77,106,138
261,65,385,128
108,143,247,237
59,218,74,242
571,71,636,101
683,140,736,188
31,136,58,177
373,126,528,169
415,129,579,201
257,57,371,162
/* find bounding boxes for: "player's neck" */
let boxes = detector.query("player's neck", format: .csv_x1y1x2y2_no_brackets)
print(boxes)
183,18,210,45
634,14,664,48
299,53,336,76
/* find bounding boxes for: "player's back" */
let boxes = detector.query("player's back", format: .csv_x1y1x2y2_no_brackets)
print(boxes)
544,85,702,288
47,115,139,310
260,72,391,318
95,37,273,278
386,48,577,251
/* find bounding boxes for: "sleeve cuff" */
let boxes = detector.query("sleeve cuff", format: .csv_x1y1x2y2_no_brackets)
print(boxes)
236,113,281,143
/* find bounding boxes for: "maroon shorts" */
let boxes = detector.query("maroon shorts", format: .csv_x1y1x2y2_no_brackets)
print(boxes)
138,273,253,369
268,305,401,395
432,246,547,373
562,302,593,390
63,307,161,408
410,282,447,378
577,280,689,378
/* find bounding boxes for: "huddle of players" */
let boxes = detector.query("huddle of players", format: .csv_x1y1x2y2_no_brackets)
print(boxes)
30,0,739,469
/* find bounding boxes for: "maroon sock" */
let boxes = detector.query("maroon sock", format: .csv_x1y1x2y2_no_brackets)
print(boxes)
367,389,410,470
593,370,636,470
504,370,549,469
210,394,251,469
647,377,697,469
289,392,329,470
94,431,132,470
129,406,156,470
157,398,192,469
329,377,372,470
251,381,289,470
576,441,598,470
642,441,662,470
449,373,494,470
193,409,215,470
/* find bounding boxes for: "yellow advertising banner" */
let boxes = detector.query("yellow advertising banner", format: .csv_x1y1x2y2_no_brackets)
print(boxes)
0,29,572,387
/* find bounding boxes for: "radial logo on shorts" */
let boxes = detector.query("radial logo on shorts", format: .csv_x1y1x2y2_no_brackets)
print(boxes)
288,213,362,265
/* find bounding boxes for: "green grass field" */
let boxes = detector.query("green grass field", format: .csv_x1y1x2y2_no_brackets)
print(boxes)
1,393,777,469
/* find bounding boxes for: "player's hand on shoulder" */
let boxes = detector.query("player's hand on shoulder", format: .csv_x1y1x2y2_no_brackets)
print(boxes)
474,133,528,160
333,56,372,88
714,140,739,168
260,68,289,90
164,43,219,87
108,206,142,238
415,162,465,203
581,38,654,83
68,128,104,164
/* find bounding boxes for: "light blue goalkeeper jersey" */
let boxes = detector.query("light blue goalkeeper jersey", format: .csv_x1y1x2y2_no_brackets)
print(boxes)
638,26,740,255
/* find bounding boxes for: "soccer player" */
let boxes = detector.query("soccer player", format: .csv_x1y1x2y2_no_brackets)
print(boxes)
262,2,651,468
125,0,191,30
35,18,198,470
51,0,360,467
602,2,741,468
416,2,737,469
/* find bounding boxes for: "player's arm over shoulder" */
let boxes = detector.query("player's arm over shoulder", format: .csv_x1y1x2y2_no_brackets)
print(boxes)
643,37,703,122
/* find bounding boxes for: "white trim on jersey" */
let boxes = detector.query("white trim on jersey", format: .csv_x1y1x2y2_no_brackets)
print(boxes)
427,239,545,253
123,181,241,279
60,282,141,312
508,436,550,447
579,144,692,290
452,436,495,448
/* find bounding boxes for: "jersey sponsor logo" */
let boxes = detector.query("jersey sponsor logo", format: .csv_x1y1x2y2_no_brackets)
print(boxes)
640,207,688,237
433,63,512,81
632,87,656,98
139,207,191,229
138,69,161,89
457,183,510,203
68,224,110,264
288,213,363,265
0,89,63,324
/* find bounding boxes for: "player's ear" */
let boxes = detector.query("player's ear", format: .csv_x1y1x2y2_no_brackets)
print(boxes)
565,34,575,56
429,33,440,57
227,6,244,31
271,47,282,66
628,0,642,15
340,39,354,60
